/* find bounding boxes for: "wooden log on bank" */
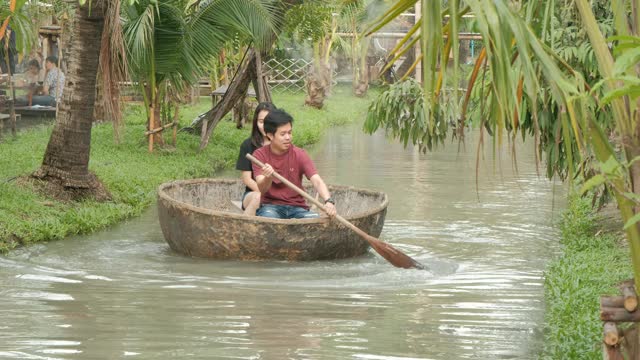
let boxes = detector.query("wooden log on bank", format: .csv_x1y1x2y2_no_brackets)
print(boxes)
603,342,625,360
601,280,640,359
601,306,640,322
604,322,621,346
623,286,638,312
602,296,626,309
601,286,639,313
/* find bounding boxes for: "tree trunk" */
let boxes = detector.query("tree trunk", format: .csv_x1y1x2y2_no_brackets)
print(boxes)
198,49,256,150
305,63,330,109
33,1,108,196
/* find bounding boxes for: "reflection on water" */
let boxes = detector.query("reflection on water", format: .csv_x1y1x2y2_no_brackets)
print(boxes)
0,124,564,359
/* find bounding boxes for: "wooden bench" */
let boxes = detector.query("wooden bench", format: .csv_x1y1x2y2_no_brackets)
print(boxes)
0,113,21,121
210,85,257,107
14,106,56,118
0,113,21,135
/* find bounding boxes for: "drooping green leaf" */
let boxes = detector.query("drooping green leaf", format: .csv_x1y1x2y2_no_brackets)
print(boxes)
579,174,606,195
624,212,640,230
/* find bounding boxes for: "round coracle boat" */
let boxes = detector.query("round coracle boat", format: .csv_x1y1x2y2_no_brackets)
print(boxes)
157,178,388,261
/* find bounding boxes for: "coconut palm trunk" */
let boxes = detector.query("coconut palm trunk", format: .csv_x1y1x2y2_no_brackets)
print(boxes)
305,37,333,109
33,0,107,193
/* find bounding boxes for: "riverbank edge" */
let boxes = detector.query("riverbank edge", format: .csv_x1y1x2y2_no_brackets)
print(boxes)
0,87,376,253
540,195,632,359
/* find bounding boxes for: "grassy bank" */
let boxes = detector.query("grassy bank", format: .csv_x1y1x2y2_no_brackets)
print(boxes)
541,195,632,359
0,86,377,253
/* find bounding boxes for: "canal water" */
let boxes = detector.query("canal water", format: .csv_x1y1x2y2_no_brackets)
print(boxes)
0,123,565,359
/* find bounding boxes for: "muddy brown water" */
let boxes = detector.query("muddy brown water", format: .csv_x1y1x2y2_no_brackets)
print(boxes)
0,123,565,359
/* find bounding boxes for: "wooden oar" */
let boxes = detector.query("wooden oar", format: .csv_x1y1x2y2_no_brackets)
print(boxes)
247,154,425,270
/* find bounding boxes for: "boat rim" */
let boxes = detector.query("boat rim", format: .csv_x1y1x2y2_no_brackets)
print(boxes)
157,178,389,225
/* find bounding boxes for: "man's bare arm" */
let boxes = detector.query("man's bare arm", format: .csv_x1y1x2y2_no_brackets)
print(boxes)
310,174,336,216
256,163,275,193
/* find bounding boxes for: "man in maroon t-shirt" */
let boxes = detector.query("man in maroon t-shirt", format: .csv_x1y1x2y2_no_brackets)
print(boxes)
252,109,337,219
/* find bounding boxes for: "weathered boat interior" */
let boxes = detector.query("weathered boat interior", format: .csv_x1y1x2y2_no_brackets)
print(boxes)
161,178,386,218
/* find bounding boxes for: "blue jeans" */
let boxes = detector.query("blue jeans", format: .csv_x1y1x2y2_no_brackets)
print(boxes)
257,204,319,219
30,95,56,106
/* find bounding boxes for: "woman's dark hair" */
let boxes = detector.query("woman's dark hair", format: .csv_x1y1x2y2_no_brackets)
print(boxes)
251,102,277,147
28,59,40,70
264,108,294,137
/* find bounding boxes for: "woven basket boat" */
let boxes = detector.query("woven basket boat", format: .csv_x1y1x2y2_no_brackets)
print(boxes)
157,178,388,261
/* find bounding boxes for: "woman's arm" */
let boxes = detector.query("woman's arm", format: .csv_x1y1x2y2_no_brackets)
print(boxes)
241,171,259,192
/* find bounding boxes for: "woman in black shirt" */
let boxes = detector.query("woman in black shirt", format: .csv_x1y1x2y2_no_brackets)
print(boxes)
235,102,277,215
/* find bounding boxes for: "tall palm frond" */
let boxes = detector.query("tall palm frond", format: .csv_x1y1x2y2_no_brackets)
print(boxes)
365,0,640,295
99,0,127,141
365,1,581,157
0,0,35,56
190,0,277,51
123,0,277,94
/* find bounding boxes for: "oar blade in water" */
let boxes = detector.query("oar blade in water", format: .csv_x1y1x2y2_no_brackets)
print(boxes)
364,233,426,270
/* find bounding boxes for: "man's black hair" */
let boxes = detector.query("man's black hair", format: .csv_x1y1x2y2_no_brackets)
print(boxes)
264,108,293,136
46,56,58,66
28,59,40,70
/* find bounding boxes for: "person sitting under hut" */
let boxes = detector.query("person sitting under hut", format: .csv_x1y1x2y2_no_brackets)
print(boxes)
31,56,65,107
14,59,45,106
25,59,44,105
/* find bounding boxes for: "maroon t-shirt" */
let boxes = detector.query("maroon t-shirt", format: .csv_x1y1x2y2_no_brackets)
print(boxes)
252,145,318,209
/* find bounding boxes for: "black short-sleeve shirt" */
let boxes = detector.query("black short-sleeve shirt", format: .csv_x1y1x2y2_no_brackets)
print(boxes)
235,137,258,192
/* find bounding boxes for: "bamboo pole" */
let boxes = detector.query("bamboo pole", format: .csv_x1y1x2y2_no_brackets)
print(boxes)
148,106,154,152
254,50,265,102
55,19,64,117
144,121,176,136
172,104,179,146
415,1,422,83
3,34,16,136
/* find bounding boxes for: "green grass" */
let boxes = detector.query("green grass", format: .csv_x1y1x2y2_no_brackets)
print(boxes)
0,85,378,253
540,195,632,359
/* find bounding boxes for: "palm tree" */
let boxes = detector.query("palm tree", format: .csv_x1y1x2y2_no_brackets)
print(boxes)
364,0,640,337
337,0,372,97
32,0,109,196
284,1,339,109
122,0,277,151
30,0,276,198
